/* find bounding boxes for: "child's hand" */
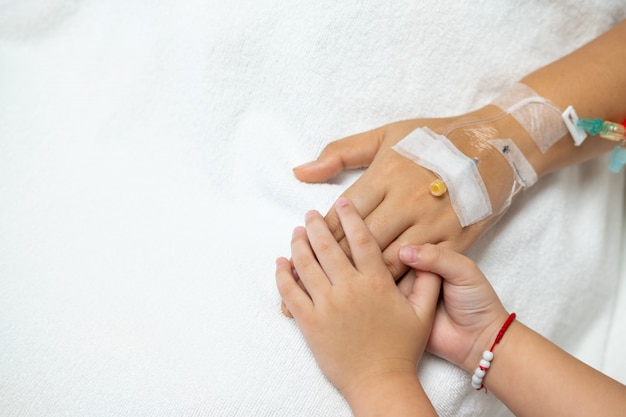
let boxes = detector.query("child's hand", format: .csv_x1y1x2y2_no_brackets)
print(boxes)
399,244,510,374
276,197,441,399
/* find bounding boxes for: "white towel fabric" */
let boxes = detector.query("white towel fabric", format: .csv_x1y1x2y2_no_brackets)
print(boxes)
1,1,625,416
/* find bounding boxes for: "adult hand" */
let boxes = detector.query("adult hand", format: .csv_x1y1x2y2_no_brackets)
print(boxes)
293,109,512,280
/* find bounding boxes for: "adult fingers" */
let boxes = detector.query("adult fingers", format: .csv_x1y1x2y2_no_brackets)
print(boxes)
320,120,426,244
325,147,427,260
383,207,497,280
292,129,383,183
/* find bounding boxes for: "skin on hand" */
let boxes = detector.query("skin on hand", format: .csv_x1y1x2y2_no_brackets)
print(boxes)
278,21,626,416
292,15,626,282
397,243,510,373
281,113,509,318
275,197,441,399
292,114,511,281
277,206,626,417
398,244,626,417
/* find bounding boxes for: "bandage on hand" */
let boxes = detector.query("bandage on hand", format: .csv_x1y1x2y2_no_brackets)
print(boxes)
392,84,564,228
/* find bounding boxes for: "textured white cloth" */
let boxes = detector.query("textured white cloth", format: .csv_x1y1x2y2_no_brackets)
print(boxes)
1,1,625,416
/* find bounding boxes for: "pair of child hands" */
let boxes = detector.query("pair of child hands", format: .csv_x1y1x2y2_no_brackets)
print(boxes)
275,197,510,402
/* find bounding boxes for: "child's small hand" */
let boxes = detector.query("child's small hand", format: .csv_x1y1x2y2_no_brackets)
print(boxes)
399,244,510,374
276,197,441,399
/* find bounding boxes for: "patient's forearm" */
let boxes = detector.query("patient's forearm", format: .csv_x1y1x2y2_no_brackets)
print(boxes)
525,19,626,125
519,18,626,176
441,19,626,214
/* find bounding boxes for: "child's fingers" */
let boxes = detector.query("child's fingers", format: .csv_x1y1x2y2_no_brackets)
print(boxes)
333,197,388,277
280,260,310,318
291,225,333,299
399,243,483,287
407,270,441,320
303,210,355,284
275,257,312,318
280,299,293,318
396,269,416,297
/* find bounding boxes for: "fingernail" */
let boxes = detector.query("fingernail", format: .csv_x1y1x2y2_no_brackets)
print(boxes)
304,210,318,220
293,161,315,170
400,246,419,263
335,197,349,208
292,226,305,237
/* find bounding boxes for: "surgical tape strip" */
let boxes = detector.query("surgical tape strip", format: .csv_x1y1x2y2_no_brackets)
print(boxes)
392,127,492,227
491,83,568,153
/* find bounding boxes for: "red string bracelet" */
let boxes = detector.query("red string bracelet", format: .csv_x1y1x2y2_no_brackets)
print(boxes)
471,312,517,391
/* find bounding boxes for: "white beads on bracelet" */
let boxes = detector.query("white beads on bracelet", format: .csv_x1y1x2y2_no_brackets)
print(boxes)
471,313,516,392
471,350,494,389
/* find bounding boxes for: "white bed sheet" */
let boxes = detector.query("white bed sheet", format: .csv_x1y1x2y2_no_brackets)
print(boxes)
1,1,625,416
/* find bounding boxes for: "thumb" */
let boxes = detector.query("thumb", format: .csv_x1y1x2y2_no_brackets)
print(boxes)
399,244,481,288
293,130,383,183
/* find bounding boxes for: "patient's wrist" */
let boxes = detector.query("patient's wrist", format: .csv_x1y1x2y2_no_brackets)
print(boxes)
392,90,568,228
436,105,536,215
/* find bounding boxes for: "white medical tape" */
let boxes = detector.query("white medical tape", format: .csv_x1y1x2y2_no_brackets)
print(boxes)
487,139,537,188
392,127,493,227
490,83,568,153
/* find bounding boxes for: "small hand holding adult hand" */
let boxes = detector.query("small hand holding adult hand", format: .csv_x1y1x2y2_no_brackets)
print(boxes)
275,197,441,399
398,244,510,374
293,112,510,280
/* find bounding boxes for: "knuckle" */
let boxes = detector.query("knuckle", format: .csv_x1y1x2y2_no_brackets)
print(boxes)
311,235,337,254
320,141,345,163
351,229,373,248
369,279,388,295
293,254,314,273
315,238,333,255
323,140,342,154
366,215,391,242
